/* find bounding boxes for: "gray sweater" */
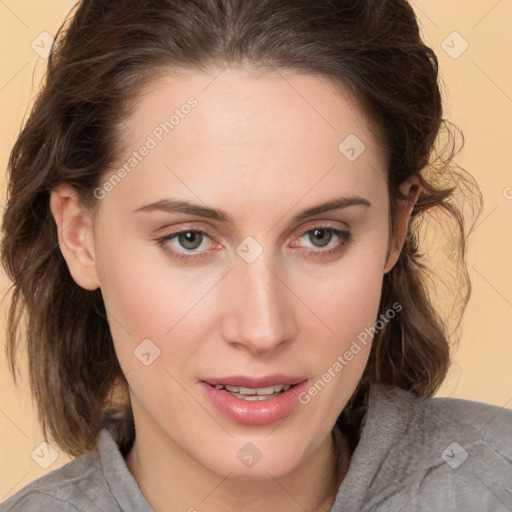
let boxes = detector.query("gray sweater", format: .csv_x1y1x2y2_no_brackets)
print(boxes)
1,384,511,511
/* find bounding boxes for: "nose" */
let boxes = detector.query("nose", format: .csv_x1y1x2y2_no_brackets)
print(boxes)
221,253,298,355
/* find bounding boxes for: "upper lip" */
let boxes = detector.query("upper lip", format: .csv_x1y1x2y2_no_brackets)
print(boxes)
201,375,307,388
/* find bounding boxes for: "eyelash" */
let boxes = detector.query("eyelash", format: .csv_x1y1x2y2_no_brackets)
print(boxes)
154,225,352,263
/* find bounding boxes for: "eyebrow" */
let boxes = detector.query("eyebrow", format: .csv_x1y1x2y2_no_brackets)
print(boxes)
133,195,371,224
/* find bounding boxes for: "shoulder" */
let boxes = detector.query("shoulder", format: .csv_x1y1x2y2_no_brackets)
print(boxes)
402,387,512,509
335,384,512,511
374,384,512,471
426,391,512,461
382,385,512,509
379,384,512,458
0,438,119,512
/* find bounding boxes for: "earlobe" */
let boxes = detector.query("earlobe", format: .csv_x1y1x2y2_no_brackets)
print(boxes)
383,174,421,274
49,185,100,290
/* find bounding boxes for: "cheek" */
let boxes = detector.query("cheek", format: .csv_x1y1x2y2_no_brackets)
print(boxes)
94,234,172,362
304,235,388,339
311,266,383,378
297,233,388,392
313,262,383,319
94,232,221,373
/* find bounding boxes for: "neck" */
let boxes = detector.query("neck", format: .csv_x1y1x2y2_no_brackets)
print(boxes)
125,423,350,512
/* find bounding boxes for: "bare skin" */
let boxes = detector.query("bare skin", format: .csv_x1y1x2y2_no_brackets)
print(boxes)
50,65,419,512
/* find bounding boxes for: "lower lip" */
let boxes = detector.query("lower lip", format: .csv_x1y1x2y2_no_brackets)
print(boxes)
199,380,309,426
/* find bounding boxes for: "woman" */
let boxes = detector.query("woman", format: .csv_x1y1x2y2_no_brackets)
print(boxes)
1,0,510,511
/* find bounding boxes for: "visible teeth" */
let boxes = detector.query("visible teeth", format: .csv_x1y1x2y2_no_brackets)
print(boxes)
219,384,291,395
237,394,272,401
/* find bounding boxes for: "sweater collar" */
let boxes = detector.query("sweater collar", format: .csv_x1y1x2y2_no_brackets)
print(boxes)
329,383,418,511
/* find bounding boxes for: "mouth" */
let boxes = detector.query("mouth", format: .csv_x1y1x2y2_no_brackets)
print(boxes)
198,378,308,426
199,376,309,425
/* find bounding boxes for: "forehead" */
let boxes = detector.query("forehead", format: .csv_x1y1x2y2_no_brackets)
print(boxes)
126,65,376,151
105,66,388,215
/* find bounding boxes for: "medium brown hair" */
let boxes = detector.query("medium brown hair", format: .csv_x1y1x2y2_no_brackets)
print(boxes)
1,0,482,457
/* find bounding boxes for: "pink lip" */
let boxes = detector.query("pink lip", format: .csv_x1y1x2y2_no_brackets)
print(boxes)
201,374,306,388
198,377,309,426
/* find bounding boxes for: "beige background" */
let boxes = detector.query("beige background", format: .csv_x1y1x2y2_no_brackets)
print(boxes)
1,0,511,502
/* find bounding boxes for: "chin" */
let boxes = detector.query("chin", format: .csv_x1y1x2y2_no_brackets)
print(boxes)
203,437,310,480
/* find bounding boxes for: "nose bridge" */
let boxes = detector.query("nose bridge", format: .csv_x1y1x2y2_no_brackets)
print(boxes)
222,251,297,353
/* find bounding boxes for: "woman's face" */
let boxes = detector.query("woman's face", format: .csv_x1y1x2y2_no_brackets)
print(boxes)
59,67,415,480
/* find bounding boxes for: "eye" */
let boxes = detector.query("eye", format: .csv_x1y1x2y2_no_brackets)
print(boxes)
155,224,352,262
172,230,209,251
155,229,215,262
291,225,352,259
301,227,337,248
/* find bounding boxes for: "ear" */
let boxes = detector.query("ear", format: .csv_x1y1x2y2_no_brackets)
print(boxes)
383,174,421,274
49,185,100,290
